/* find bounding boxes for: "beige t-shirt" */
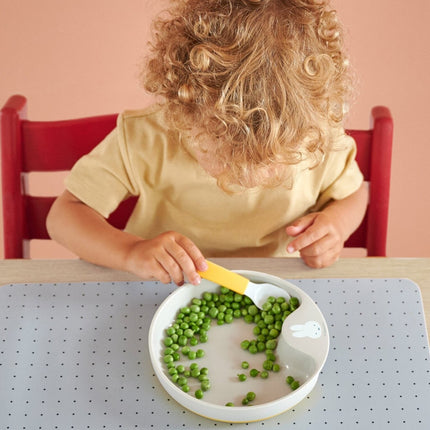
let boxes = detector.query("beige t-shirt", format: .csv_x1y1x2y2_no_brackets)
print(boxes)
65,105,363,257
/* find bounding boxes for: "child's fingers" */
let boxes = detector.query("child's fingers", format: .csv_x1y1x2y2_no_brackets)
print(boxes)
287,221,326,254
300,244,340,268
165,233,207,286
286,213,318,237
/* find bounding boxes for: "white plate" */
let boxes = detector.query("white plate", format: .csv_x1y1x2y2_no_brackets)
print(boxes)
148,270,329,423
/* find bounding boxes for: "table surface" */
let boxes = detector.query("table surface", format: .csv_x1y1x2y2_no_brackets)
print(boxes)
1,257,429,429
1,257,429,333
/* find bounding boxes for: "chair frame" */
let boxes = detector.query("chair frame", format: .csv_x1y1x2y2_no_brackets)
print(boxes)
1,95,393,258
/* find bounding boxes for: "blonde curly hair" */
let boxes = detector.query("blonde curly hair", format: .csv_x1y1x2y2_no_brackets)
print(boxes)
142,0,353,191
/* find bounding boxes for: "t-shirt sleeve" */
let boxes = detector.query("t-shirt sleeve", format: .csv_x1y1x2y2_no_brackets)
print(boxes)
64,114,138,218
311,129,364,211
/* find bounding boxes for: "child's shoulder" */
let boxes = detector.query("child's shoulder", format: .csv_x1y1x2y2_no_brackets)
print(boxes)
120,104,166,129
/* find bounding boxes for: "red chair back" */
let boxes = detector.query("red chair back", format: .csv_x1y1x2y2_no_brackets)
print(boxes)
1,95,136,258
1,95,392,258
345,106,393,256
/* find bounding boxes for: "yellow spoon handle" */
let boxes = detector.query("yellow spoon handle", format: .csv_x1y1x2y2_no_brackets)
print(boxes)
198,260,249,295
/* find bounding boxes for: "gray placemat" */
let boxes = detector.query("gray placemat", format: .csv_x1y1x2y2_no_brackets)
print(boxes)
0,278,429,429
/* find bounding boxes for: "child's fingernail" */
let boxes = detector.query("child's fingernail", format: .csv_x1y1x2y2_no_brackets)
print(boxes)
198,261,208,271
287,246,295,253
192,274,201,285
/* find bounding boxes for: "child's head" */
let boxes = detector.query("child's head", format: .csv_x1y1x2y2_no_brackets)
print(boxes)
142,0,353,190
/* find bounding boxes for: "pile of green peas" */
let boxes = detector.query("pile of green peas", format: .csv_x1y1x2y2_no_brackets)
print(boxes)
162,286,300,403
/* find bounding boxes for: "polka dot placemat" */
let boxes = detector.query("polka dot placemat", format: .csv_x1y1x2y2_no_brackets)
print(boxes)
0,279,429,429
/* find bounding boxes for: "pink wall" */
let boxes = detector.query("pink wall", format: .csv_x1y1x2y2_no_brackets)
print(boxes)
1,0,429,258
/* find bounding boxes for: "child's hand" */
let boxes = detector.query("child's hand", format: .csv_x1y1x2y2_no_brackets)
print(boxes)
285,212,345,268
124,231,208,286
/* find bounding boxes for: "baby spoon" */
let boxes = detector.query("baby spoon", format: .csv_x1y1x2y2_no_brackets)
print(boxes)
198,260,290,309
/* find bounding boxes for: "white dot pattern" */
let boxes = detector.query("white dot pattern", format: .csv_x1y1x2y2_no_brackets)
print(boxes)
0,278,429,429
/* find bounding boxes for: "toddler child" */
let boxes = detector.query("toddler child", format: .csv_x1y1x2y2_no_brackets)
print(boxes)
47,0,368,286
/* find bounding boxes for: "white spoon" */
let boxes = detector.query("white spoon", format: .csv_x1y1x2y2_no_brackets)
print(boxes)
198,260,290,309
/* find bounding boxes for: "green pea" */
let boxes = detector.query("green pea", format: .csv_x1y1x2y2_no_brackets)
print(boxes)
195,389,204,399
164,347,174,356
248,305,258,316
225,314,233,324
269,328,279,338
166,327,176,336
218,304,227,313
237,373,247,382
164,337,173,347
260,371,269,379
286,376,295,385
181,346,190,355
289,297,300,310
266,351,276,361
266,339,277,350
257,341,266,352
220,287,230,294
184,328,194,338
181,306,191,314
262,302,272,312
176,364,185,374
178,335,187,346
209,307,219,318
244,314,254,324
272,363,280,372
201,380,211,391
190,304,200,313
240,340,250,350
191,368,201,378
241,398,249,405
264,314,274,325
263,360,273,371
248,344,258,354
182,384,190,393
225,402,234,407
196,349,205,358
177,376,187,386
188,350,196,360
163,355,173,364
290,380,300,390
241,361,249,369
203,292,212,301
272,303,281,314
250,369,260,377
246,391,256,402
168,367,178,376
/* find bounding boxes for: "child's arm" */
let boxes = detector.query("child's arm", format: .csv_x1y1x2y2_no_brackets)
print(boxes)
46,190,207,285
285,182,369,268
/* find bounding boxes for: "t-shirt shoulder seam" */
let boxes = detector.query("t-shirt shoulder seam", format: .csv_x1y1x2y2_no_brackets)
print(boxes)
121,105,163,121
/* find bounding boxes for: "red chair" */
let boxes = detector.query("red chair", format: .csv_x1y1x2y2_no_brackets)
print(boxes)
1,95,393,258
1,95,136,258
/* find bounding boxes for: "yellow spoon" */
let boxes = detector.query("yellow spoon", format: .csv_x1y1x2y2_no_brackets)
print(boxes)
198,260,290,309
